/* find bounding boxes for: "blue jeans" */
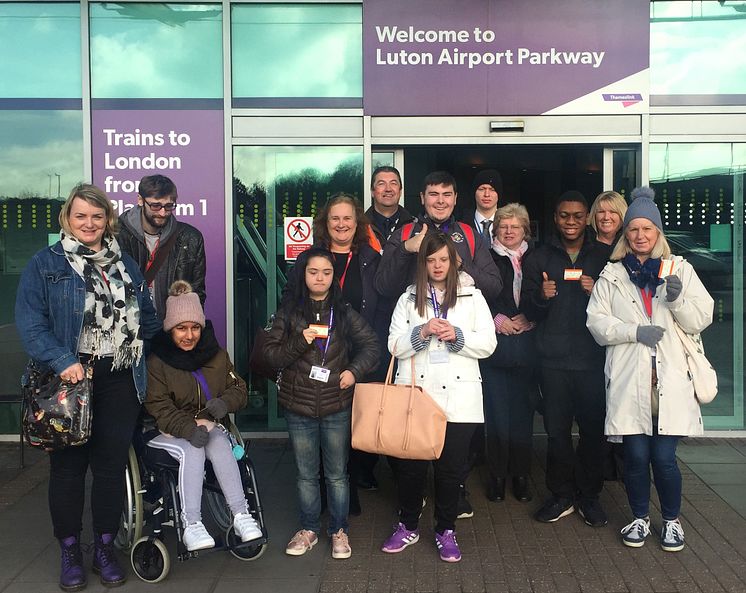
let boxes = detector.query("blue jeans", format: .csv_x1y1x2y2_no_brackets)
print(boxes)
285,407,351,535
623,433,682,521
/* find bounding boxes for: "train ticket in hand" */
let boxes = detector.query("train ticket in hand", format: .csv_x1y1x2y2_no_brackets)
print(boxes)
308,324,329,338
563,269,583,281
658,259,674,278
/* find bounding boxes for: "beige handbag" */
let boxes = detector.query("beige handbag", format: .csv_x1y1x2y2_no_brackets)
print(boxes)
352,355,447,460
673,323,718,404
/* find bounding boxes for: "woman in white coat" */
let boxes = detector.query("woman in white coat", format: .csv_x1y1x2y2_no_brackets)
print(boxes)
380,233,496,563
587,187,713,553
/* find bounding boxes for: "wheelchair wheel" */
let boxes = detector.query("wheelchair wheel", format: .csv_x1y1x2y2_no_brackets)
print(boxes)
131,537,170,583
204,488,232,532
116,445,143,551
226,525,267,561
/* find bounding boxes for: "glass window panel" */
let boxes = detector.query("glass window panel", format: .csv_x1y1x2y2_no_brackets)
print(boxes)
0,110,83,422
233,146,363,431
90,3,223,99
650,143,745,429
0,3,81,98
651,1,746,95
232,4,362,98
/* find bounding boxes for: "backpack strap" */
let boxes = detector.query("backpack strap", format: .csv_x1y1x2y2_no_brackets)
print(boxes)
456,222,476,258
400,222,416,242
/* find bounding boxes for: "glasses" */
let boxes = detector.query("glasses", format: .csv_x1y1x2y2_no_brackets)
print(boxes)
142,198,176,212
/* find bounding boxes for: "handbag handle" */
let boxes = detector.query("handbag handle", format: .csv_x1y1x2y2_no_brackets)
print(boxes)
375,352,418,453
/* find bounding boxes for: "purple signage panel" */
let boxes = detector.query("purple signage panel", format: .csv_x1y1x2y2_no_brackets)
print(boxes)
92,110,226,344
363,0,649,116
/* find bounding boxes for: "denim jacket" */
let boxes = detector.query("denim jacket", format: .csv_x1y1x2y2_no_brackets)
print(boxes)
15,241,161,402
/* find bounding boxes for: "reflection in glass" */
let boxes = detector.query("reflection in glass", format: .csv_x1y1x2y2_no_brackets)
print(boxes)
90,3,222,99
232,4,362,99
232,146,363,431
0,109,83,404
0,3,81,98
651,1,746,96
650,143,745,429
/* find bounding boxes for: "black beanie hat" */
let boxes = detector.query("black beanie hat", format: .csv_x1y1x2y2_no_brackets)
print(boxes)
471,169,503,197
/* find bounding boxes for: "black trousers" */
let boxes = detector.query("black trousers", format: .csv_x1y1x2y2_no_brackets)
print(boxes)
396,422,478,534
540,367,606,501
482,365,537,479
48,358,141,539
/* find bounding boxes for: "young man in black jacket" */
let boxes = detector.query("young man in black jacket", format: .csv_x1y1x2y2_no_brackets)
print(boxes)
118,175,206,318
521,190,612,527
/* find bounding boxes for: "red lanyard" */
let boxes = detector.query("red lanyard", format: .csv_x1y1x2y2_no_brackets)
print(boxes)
640,288,653,318
145,237,161,273
338,251,353,289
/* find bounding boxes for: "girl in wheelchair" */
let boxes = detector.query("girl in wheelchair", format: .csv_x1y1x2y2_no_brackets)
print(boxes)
143,280,262,552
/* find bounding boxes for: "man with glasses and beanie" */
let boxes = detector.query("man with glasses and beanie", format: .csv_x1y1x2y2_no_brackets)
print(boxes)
118,174,206,317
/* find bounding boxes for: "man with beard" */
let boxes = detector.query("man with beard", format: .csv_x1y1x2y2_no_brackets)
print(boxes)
118,174,206,317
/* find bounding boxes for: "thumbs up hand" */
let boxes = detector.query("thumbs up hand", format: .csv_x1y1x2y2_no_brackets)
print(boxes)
542,272,557,300
404,224,428,253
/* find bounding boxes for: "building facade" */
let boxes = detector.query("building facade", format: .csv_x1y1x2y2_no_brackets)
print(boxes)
0,0,744,434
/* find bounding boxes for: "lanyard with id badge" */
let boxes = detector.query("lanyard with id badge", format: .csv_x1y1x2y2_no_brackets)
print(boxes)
309,307,334,383
429,285,450,364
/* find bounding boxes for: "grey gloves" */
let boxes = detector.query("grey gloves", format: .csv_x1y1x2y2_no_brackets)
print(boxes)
637,325,665,348
188,424,210,448
665,275,682,302
205,397,228,419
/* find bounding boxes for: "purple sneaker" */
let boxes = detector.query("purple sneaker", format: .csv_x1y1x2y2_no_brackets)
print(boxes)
435,529,461,563
381,522,419,553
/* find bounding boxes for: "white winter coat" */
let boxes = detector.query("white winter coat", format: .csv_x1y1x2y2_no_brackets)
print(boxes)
586,257,713,437
388,284,497,423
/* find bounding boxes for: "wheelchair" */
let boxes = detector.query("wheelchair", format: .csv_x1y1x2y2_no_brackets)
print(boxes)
115,427,268,583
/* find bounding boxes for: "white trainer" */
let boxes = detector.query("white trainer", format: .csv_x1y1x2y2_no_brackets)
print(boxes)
183,521,215,552
233,512,263,542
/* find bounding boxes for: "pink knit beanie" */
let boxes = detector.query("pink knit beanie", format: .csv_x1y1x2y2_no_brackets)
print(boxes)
163,280,205,331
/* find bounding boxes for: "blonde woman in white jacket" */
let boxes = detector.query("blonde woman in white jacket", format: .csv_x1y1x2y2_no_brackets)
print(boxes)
587,187,713,553
380,233,496,563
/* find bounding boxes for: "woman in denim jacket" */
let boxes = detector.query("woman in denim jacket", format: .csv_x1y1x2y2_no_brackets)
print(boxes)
15,183,160,591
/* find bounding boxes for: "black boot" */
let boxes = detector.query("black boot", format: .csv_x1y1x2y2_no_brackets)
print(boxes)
486,476,506,502
512,476,533,502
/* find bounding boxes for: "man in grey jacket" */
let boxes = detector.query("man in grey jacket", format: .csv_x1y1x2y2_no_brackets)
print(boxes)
118,174,206,318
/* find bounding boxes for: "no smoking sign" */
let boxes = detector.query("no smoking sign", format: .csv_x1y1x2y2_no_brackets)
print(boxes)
284,217,314,260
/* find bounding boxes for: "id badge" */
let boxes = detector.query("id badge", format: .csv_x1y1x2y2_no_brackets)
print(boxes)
309,365,330,383
564,268,582,281
429,348,450,364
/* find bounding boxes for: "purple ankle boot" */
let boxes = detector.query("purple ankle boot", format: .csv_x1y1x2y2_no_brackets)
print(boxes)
59,535,87,592
92,533,126,587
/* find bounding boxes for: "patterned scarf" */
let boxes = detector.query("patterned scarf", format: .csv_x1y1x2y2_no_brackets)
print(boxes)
621,253,664,291
60,232,143,370
492,239,529,307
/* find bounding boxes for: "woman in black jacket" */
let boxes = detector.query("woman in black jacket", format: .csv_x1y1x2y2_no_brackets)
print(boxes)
482,203,539,503
265,248,378,561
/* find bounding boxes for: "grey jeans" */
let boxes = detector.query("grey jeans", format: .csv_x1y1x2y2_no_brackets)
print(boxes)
147,429,247,524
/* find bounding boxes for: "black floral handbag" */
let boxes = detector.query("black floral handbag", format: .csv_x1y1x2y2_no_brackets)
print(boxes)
21,361,93,450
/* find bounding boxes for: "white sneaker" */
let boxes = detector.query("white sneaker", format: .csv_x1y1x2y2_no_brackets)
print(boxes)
233,512,262,542
182,521,215,552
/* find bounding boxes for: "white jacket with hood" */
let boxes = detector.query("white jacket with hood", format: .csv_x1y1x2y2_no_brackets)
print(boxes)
388,280,497,423
586,256,713,437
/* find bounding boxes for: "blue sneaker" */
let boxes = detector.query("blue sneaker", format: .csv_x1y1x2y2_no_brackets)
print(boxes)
660,519,685,552
381,522,419,553
620,517,650,548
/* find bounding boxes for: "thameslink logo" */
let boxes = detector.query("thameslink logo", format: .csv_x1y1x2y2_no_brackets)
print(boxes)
602,93,643,107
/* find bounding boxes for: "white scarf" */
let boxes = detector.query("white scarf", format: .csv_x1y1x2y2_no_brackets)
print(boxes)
60,232,143,370
492,239,528,307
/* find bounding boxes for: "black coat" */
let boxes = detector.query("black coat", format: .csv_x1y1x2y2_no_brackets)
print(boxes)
365,205,415,244
374,215,503,304
521,232,611,371
264,299,379,418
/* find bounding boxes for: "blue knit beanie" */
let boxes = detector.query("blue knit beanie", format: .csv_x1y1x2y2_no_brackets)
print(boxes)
623,186,662,230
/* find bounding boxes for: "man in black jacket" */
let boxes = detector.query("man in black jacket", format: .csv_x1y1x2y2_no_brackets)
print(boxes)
460,169,502,245
365,166,414,245
375,171,502,303
521,190,611,528
118,175,206,318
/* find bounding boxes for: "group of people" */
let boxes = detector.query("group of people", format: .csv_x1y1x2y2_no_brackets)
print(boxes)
15,164,713,588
